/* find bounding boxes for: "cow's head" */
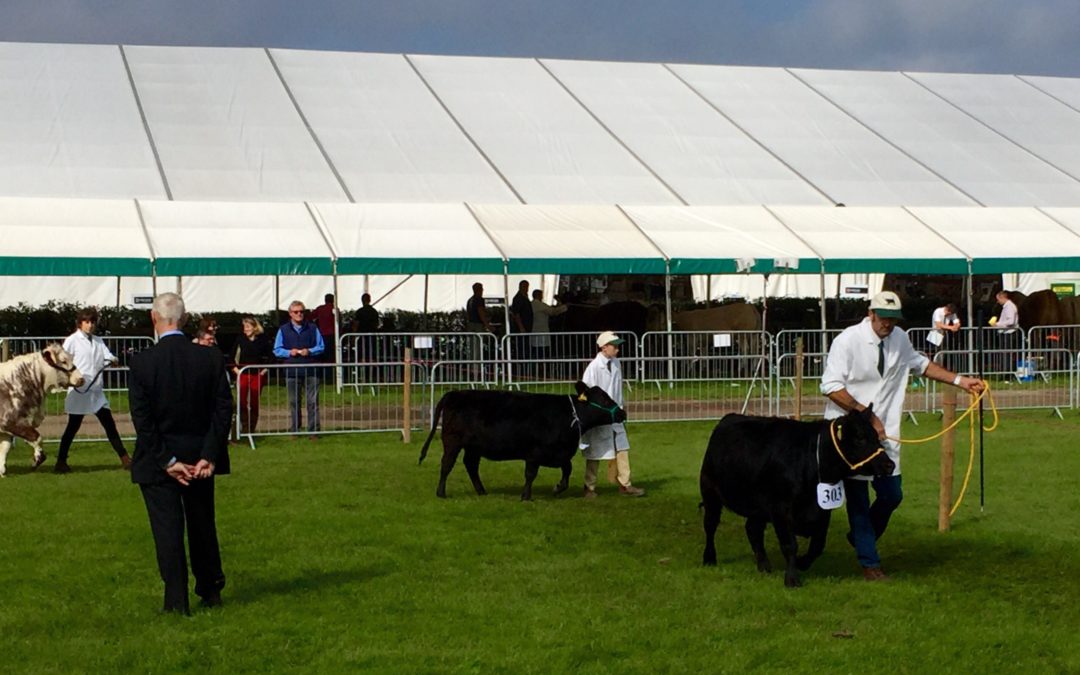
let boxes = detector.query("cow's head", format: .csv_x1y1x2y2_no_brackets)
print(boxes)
573,381,627,430
826,404,895,480
41,344,85,391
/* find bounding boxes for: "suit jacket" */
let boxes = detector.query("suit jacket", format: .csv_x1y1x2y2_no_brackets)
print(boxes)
129,333,233,484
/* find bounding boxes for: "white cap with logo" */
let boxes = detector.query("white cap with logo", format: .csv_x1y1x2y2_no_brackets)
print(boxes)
869,291,904,319
596,331,624,348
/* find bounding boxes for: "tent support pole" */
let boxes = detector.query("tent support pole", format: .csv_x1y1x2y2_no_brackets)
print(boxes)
333,270,341,394
176,276,183,298
503,263,511,339
274,275,280,323
706,275,711,308
423,275,429,330
665,264,673,385
966,263,975,375
116,276,122,310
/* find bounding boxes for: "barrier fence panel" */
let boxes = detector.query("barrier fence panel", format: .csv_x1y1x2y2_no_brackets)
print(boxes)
628,354,771,421
236,362,428,443
922,348,1074,415
502,331,639,385
340,332,496,390
640,330,770,389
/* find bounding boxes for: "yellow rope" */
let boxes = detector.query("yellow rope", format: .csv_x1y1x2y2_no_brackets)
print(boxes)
884,382,1000,518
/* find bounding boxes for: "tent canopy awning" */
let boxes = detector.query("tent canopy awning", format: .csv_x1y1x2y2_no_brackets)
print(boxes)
769,206,970,274
311,202,505,275
469,204,667,274
0,197,152,276
909,207,1080,274
140,200,333,276
622,205,821,274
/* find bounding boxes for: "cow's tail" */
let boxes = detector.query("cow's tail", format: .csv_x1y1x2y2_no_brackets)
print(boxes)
418,394,448,465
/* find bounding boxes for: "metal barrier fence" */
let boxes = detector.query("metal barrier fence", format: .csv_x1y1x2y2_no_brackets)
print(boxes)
236,362,429,442
10,326,1078,447
340,332,497,390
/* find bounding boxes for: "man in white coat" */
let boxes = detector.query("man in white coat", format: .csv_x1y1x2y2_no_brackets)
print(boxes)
821,291,983,581
580,331,644,498
56,308,131,473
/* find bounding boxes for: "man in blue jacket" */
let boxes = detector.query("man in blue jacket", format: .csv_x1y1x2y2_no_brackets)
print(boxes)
274,300,325,438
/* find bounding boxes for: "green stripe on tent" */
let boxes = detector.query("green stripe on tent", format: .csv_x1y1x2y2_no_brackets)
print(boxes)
823,258,968,274
971,257,1080,274
668,258,821,274
155,257,333,276
507,258,666,274
336,257,504,275
0,256,152,276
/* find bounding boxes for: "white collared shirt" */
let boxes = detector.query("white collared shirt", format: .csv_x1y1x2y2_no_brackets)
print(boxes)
820,318,929,475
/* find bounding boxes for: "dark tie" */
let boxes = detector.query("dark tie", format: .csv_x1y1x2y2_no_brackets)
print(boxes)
877,340,885,377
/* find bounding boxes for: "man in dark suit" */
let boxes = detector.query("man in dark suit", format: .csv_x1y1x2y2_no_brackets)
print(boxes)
129,292,233,614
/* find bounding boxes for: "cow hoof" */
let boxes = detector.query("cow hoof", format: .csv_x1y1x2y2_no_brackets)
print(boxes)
703,556,717,567
436,489,447,498
32,452,47,470
520,495,532,502
756,560,773,574
553,482,569,495
784,576,802,588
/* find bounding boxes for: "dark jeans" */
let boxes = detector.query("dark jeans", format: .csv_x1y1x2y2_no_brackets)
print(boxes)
57,407,127,462
844,474,903,569
286,374,320,433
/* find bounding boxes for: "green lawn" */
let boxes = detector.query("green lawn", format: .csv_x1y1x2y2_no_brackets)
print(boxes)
2,410,1078,673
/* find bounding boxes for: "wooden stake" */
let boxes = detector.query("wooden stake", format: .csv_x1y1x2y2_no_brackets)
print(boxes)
938,385,957,532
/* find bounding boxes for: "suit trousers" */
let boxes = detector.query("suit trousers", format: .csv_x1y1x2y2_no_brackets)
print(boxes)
140,479,225,612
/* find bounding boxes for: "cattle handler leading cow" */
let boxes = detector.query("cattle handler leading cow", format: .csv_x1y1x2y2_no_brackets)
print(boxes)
821,291,984,581
580,331,645,498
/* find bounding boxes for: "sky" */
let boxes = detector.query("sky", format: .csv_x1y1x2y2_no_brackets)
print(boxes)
3,0,1080,77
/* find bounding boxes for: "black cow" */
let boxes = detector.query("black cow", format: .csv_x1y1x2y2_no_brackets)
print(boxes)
418,381,627,500
700,406,895,587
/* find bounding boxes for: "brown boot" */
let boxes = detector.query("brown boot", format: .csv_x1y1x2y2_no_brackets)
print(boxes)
862,567,890,582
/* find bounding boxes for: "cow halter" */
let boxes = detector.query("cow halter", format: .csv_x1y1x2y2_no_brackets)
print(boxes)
42,349,78,374
568,395,583,429
587,401,620,423
828,419,885,471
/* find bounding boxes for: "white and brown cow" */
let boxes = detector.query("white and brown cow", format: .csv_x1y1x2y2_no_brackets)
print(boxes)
0,344,85,476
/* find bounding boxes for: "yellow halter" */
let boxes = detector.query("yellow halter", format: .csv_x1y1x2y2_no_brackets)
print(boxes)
828,419,885,471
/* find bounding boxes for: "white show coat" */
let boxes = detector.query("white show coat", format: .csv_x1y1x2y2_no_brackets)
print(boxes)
62,331,116,415
820,318,929,476
578,351,629,460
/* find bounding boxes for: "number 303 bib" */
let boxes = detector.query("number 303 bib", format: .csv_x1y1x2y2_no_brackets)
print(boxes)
817,482,845,509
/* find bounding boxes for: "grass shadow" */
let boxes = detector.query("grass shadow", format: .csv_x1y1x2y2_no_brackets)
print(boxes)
229,565,390,606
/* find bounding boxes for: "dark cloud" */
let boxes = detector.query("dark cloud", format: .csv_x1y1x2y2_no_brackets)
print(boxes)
1,0,1077,76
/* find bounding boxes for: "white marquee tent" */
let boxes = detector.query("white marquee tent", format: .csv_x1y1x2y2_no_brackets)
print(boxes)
3,41,1080,314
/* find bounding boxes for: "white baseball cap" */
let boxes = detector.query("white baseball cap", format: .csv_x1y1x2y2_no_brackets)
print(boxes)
869,291,904,319
596,331,624,347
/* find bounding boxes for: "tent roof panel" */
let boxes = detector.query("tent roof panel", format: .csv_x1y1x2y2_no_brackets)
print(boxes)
270,50,517,203
0,43,166,199
138,200,332,275
541,59,829,206
125,45,347,202
909,206,1080,273
409,54,680,205
794,69,1080,206
622,205,820,273
768,205,969,273
470,204,666,273
670,64,974,207
311,202,504,274
908,72,1080,187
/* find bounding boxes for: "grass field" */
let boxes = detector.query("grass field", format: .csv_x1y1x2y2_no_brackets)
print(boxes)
2,410,1078,673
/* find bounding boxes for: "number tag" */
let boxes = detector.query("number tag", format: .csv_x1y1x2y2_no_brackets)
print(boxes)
816,482,845,510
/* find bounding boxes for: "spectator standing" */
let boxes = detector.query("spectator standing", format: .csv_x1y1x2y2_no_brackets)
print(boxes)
353,292,381,365
309,293,338,365
821,291,984,581
231,317,274,435
55,308,132,473
530,289,567,379
579,331,645,498
466,283,493,333
994,290,1021,377
128,292,232,614
510,280,533,334
928,302,961,370
274,301,324,438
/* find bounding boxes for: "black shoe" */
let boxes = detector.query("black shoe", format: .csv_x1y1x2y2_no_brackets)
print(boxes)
200,592,222,608
161,604,191,616
54,460,72,474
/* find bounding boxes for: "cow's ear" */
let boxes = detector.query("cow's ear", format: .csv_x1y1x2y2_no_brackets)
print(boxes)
574,380,588,396
42,348,56,366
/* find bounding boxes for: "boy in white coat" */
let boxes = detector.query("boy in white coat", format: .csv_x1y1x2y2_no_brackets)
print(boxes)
580,331,644,498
